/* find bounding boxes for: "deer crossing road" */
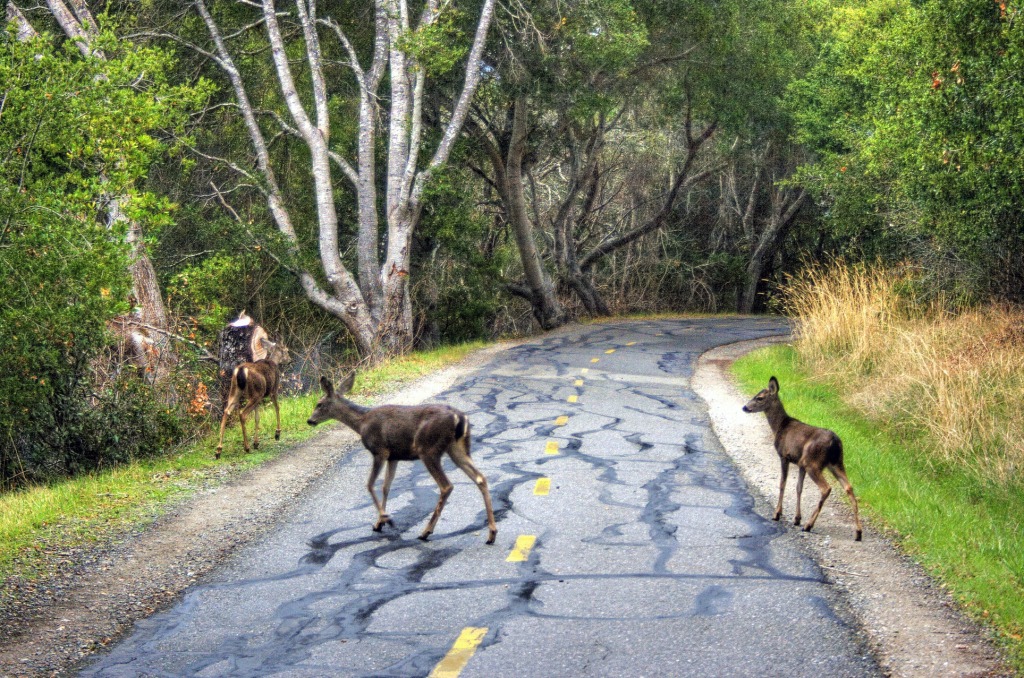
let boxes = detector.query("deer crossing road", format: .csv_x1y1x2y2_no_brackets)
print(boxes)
84,319,878,677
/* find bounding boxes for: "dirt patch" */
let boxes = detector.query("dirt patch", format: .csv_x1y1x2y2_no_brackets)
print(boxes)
0,343,516,677
692,336,1007,677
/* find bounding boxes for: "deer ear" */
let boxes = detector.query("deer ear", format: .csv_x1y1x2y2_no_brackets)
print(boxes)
320,376,334,397
339,372,356,395
768,376,779,394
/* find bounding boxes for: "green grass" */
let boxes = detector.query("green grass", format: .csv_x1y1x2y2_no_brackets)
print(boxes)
734,343,1024,666
0,340,488,585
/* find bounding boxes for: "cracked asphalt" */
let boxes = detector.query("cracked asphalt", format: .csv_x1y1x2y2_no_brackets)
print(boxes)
82,318,879,677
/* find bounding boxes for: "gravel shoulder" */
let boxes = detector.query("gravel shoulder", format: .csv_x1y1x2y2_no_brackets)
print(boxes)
0,329,1009,676
692,335,1007,677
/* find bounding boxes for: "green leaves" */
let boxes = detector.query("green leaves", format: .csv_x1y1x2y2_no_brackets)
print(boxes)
0,28,207,486
788,0,1024,290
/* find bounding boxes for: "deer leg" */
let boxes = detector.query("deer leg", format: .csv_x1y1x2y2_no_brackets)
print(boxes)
794,466,806,526
215,408,232,459
803,466,832,533
448,437,497,544
419,454,453,541
252,402,261,450
831,464,863,541
774,458,789,521
376,459,398,530
272,393,281,440
366,455,387,532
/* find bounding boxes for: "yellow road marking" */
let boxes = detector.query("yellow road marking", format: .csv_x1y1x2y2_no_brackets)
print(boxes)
605,349,616,354
567,395,578,403
554,415,569,426
626,341,637,346
534,478,551,495
590,358,600,363
574,379,584,386
507,535,537,562
545,440,559,455
580,368,590,374
429,627,488,678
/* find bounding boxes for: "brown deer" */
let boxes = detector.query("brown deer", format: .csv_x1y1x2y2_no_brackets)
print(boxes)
743,376,863,541
215,338,290,459
307,374,497,544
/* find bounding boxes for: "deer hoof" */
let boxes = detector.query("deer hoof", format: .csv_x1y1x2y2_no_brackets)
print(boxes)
418,532,432,542
793,517,801,526
253,441,259,450
855,530,863,542
372,523,384,532
772,513,781,521
215,449,221,459
275,430,281,440
486,530,497,545
802,525,813,533
386,518,395,527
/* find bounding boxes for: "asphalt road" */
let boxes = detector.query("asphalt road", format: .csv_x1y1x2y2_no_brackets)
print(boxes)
83,318,878,677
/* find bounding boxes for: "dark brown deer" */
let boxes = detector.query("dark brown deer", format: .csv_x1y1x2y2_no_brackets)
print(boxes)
743,376,863,541
215,338,290,459
307,374,497,544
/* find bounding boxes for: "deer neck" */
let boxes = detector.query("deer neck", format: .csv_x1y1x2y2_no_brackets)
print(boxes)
764,398,791,436
331,397,370,432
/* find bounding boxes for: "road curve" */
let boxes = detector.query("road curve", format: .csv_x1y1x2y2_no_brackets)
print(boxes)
83,318,878,677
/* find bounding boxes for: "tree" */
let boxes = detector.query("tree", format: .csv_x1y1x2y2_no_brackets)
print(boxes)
788,0,1024,298
0,23,203,485
172,0,495,359
7,0,188,380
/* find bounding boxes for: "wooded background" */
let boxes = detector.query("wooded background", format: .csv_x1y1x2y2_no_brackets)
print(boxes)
2,0,1021,487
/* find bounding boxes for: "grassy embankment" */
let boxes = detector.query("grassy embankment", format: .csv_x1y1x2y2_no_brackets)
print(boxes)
0,341,487,583
731,263,1024,668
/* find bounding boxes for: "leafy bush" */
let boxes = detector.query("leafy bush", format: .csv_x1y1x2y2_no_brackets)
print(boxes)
0,29,207,487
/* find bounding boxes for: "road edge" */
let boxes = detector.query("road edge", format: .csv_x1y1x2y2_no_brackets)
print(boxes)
692,335,1007,678
0,341,519,677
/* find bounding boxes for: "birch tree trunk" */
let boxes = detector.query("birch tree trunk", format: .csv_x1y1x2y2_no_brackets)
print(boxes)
191,0,495,359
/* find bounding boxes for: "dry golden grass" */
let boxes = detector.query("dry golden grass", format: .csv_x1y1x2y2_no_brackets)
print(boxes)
783,262,1024,483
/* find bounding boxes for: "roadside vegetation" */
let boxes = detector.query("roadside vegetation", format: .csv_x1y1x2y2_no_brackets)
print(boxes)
0,342,485,585
733,262,1024,667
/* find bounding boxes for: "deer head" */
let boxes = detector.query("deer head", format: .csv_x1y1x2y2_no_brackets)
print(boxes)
742,376,779,413
260,337,291,365
307,374,357,426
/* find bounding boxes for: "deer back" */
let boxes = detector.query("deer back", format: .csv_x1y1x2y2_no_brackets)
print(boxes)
359,404,467,461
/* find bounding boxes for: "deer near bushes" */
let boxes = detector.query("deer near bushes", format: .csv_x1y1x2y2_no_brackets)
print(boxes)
743,376,863,541
307,375,498,544
215,338,290,459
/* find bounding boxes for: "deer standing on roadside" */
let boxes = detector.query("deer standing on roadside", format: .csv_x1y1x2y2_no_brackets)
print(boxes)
743,376,863,541
215,338,290,459
306,375,497,544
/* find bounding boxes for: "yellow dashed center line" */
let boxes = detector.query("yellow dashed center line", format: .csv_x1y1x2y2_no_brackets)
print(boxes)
507,535,537,562
545,440,559,455
590,358,600,363
580,368,590,374
626,341,637,346
574,379,584,386
605,349,616,354
567,395,578,403
533,478,551,495
554,415,569,426
429,627,488,678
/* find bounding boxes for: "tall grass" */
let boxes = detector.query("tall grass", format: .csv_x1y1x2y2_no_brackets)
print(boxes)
784,262,1024,484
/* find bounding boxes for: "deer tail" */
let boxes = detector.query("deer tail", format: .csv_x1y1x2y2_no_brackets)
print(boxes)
235,366,248,390
454,412,470,442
